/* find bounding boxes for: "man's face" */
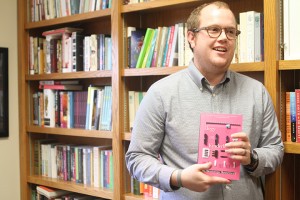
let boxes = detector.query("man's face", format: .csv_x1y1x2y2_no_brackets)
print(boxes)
188,5,237,75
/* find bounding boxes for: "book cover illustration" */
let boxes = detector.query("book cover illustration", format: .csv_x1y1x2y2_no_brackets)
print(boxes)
198,113,243,180
130,29,146,68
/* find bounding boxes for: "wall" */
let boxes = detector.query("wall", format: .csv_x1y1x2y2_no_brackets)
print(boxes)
0,0,20,199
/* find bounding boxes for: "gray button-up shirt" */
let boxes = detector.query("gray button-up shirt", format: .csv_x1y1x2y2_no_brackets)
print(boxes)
125,61,284,200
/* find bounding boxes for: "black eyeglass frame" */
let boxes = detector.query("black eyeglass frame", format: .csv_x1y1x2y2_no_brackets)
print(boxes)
191,26,241,40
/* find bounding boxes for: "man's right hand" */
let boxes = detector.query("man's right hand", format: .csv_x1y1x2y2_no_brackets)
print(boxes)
181,162,231,192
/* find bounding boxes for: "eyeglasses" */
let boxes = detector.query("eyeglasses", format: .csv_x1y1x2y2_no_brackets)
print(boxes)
191,26,241,40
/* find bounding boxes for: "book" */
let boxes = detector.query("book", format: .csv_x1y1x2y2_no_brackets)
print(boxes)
239,11,248,63
71,31,84,72
99,86,112,131
44,88,56,127
126,26,136,68
283,0,300,60
136,28,155,68
36,185,71,198
286,92,291,142
128,91,135,131
295,89,300,142
39,84,83,90
198,113,242,180
290,91,297,142
150,26,162,67
156,26,168,67
167,23,179,67
130,29,146,68
39,80,80,85
43,27,83,73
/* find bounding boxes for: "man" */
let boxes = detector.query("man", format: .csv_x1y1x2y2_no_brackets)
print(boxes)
125,1,284,199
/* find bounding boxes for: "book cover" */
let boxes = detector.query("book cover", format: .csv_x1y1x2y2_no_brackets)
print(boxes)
44,88,56,127
71,32,84,72
36,185,71,198
198,113,242,180
130,29,146,68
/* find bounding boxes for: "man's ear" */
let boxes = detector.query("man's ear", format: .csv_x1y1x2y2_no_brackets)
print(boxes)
187,31,195,51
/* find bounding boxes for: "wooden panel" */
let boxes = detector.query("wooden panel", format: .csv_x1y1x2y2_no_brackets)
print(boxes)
281,154,295,200
279,60,300,70
295,155,300,199
258,0,280,200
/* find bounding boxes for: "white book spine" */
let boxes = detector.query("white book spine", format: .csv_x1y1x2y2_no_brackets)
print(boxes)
239,12,247,63
254,12,262,62
246,11,255,62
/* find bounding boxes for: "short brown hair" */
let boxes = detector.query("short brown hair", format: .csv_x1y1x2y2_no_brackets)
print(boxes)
186,1,233,31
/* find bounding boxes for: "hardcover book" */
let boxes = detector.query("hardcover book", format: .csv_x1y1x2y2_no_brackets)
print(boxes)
130,29,146,68
198,113,243,180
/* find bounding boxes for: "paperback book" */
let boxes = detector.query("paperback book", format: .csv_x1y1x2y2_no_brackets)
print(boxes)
198,113,243,180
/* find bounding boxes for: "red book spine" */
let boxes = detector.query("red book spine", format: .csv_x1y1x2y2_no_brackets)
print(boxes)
295,89,300,142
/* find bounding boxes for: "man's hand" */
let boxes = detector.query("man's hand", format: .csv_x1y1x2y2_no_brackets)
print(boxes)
224,132,251,165
172,163,231,192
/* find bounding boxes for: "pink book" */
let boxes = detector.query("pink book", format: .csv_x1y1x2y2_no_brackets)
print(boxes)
198,113,243,180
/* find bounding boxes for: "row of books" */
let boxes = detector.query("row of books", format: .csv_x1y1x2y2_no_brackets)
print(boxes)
31,0,112,22
131,178,159,199
127,10,263,70
34,138,113,189
237,11,264,63
286,90,300,142
33,83,112,131
34,185,106,200
128,91,146,131
127,23,193,69
29,27,112,75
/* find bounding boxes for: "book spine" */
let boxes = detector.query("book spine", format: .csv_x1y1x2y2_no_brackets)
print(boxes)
291,91,297,142
286,92,292,142
136,28,154,68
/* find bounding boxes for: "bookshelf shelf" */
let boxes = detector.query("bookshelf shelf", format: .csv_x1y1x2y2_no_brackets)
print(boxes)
25,71,113,81
122,132,131,141
230,62,265,72
124,193,144,200
27,126,113,139
123,62,264,77
284,142,300,154
27,175,113,199
279,60,300,70
25,10,112,30
121,0,200,13
123,66,186,77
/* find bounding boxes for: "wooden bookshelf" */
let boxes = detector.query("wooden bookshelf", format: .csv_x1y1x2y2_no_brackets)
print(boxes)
17,0,285,200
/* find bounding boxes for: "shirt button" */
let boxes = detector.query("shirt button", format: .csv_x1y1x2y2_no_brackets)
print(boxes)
212,93,216,97
200,87,203,91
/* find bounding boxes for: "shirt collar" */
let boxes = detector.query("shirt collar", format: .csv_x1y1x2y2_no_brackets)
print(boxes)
187,60,231,89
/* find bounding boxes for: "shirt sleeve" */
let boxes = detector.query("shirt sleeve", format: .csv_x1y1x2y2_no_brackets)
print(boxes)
125,85,177,192
248,87,284,177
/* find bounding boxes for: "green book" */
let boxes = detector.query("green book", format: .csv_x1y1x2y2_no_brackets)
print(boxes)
135,28,155,68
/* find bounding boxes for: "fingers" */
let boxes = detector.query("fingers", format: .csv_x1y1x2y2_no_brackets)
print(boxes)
224,132,251,165
198,162,213,171
181,163,231,192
